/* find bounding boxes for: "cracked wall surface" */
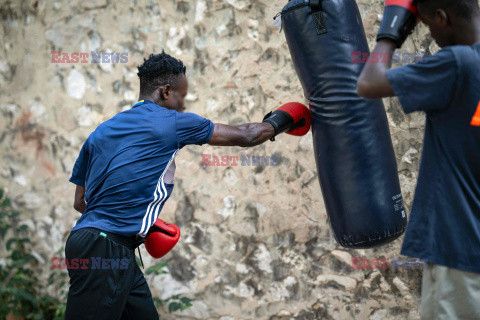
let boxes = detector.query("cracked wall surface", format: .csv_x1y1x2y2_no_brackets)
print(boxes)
0,0,461,319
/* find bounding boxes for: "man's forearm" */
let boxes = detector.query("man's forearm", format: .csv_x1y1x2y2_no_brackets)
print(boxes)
236,122,275,147
74,185,87,214
366,39,396,73
357,39,397,98
74,202,86,214
207,122,275,147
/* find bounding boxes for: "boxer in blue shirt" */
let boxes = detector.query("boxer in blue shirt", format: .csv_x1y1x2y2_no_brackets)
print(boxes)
65,51,309,319
358,0,480,318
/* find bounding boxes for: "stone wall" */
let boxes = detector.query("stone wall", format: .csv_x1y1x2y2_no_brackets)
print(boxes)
0,0,453,319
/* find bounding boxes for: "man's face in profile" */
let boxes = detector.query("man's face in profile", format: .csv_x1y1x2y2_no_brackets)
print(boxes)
166,74,188,113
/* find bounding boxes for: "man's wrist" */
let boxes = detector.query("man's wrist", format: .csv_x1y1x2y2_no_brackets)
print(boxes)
263,122,276,140
264,121,275,133
377,38,397,50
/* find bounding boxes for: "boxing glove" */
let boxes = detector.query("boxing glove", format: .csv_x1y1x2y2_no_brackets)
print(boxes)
377,0,419,48
263,102,311,141
145,219,180,259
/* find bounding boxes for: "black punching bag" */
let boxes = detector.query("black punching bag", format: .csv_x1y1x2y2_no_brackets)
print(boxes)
280,0,407,248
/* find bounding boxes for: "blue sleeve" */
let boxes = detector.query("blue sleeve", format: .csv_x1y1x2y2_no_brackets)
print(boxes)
386,47,459,114
175,112,215,147
69,141,89,186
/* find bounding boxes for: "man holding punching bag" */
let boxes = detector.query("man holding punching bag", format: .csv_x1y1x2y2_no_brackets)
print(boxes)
66,51,310,319
358,0,480,318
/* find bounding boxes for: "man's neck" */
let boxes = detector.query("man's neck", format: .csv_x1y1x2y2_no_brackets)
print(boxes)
138,95,157,104
137,95,173,110
454,15,480,46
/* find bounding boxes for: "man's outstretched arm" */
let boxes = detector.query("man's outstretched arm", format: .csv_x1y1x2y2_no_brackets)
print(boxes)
208,103,311,147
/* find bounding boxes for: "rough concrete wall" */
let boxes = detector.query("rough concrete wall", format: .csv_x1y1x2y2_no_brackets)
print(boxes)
0,0,454,319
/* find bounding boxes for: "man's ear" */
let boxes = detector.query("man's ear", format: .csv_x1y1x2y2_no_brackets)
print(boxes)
435,9,449,27
160,84,173,100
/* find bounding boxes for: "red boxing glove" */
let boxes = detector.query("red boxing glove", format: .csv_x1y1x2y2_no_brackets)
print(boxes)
145,219,180,259
377,0,419,48
263,102,311,141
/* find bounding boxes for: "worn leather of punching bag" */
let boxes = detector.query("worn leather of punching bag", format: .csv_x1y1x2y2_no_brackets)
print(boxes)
280,0,407,248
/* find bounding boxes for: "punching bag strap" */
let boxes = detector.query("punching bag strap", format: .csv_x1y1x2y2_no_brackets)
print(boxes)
309,0,327,35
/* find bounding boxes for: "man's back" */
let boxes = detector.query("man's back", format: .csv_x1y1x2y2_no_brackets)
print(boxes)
357,1,480,317
69,100,214,236
386,42,480,272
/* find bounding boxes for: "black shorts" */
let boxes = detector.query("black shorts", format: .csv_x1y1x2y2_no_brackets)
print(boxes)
64,227,158,320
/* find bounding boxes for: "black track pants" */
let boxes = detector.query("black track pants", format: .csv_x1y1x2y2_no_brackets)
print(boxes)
64,228,159,320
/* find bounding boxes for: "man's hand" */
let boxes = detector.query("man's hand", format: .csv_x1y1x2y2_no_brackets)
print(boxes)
145,219,181,259
73,185,86,214
262,102,311,141
377,0,419,48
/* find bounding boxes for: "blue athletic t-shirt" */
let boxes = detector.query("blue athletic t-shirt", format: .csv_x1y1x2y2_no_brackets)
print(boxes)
69,100,215,236
387,42,480,273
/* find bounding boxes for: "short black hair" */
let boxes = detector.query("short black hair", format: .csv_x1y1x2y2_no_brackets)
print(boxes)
137,51,186,95
414,0,479,19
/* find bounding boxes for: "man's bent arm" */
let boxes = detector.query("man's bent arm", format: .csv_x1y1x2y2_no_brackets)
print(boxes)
208,123,275,147
357,39,397,99
73,185,86,214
